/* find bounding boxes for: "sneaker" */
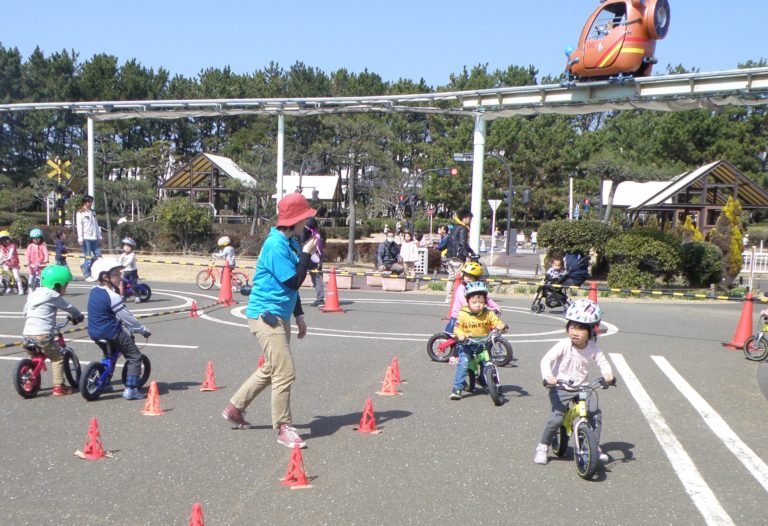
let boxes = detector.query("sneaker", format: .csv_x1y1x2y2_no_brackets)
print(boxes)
277,424,307,448
85,276,97,282
312,299,325,307
222,404,252,429
448,356,459,366
52,385,74,396
534,443,549,465
597,447,609,463
134,297,141,304
122,387,145,400
449,389,462,400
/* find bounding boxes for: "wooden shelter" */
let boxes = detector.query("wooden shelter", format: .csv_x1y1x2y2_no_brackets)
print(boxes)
161,153,258,220
603,160,768,232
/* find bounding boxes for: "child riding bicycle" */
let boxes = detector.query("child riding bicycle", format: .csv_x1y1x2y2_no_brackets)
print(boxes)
449,281,507,400
214,236,236,269
118,237,139,301
534,299,614,465
87,258,152,400
0,230,24,295
25,228,49,290
22,265,84,396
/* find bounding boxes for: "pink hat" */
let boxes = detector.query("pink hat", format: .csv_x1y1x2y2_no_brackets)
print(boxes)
276,193,317,227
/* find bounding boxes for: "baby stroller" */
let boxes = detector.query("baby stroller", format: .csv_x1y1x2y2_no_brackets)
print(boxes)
530,254,589,313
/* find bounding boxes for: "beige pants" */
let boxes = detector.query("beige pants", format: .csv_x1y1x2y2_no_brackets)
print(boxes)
445,258,464,301
25,335,64,386
230,317,295,428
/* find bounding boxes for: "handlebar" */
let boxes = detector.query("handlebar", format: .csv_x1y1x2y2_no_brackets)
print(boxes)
543,377,617,390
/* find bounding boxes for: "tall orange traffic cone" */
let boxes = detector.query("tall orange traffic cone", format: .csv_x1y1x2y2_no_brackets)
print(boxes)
321,267,343,313
588,281,598,303
282,445,312,488
377,366,399,396
188,503,205,526
189,300,199,318
257,354,265,369
76,417,106,460
217,261,234,306
390,356,402,385
140,381,165,416
443,273,463,320
723,292,754,350
355,398,382,434
199,361,220,391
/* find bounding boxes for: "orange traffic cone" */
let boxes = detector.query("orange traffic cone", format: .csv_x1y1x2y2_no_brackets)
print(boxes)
188,503,205,526
199,361,220,391
588,281,598,303
377,366,399,396
443,273,463,320
321,267,343,313
140,381,165,416
723,291,754,350
390,356,402,385
217,261,235,306
282,445,312,489
355,398,382,434
76,417,106,460
257,354,265,369
189,300,199,318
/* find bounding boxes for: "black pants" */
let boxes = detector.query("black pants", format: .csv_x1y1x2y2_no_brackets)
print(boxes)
99,330,143,379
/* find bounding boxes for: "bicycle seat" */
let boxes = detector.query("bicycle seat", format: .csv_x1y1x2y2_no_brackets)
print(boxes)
22,339,39,352
95,339,114,354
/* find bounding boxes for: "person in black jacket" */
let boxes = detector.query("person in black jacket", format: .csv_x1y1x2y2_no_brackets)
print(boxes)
377,231,404,273
444,209,474,303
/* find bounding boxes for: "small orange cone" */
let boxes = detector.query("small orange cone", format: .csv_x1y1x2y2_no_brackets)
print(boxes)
257,354,265,369
188,503,205,526
217,261,235,306
355,398,382,434
377,366,399,396
390,356,402,385
76,417,106,460
140,381,165,416
723,291,754,350
281,445,312,489
189,300,199,318
443,273,463,320
588,281,598,303
321,267,343,313
199,361,220,391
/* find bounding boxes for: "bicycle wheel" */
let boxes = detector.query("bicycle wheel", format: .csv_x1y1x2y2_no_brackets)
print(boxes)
551,426,569,457
231,272,249,293
490,337,513,367
466,369,476,393
14,359,39,398
19,275,28,294
575,422,599,480
426,333,454,362
121,354,151,388
62,348,81,389
196,269,215,290
136,284,152,303
483,363,504,406
80,362,107,401
744,336,768,361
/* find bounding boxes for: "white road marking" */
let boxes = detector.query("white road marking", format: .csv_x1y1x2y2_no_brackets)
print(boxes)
609,353,734,526
652,355,768,494
0,334,197,349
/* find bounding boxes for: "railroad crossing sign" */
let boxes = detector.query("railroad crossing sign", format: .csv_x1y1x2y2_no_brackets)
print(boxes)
46,158,72,180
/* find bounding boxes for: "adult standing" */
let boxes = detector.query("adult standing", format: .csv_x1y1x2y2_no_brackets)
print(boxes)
444,209,474,303
304,217,325,307
530,230,538,253
222,193,318,449
75,195,102,281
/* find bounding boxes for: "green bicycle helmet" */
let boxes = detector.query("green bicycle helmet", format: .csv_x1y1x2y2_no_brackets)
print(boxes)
29,228,43,239
41,265,73,290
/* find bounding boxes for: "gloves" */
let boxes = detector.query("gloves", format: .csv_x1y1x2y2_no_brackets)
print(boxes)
240,285,252,296
141,329,152,339
69,313,85,325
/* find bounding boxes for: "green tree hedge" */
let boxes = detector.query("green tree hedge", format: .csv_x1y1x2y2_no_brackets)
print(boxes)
604,229,682,288
155,198,212,252
680,241,723,287
537,219,619,260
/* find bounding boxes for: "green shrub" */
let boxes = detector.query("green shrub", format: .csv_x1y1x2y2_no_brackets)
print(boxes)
604,229,682,286
116,223,152,251
606,264,657,289
537,219,618,259
10,218,37,247
155,198,212,252
681,241,723,287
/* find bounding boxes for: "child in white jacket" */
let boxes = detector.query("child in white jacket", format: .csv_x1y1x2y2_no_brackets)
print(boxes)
399,231,419,277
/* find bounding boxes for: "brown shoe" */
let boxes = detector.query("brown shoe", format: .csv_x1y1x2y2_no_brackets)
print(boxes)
52,385,74,396
222,404,252,429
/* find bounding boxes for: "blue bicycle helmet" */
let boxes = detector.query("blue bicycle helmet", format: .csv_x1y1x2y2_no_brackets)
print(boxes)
464,281,489,299
29,228,43,239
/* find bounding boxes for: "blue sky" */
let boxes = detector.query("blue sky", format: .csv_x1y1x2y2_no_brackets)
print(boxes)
3,0,766,88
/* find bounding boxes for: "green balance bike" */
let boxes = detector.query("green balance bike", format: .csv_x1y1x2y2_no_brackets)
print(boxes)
461,332,506,406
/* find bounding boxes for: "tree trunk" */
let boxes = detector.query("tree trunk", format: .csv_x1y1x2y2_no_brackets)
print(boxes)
602,184,618,223
346,155,357,264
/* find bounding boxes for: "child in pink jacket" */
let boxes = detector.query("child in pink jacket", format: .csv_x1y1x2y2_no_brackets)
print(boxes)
0,230,24,295
26,228,49,289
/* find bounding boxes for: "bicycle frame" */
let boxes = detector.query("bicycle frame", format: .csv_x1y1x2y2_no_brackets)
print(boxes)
93,342,123,387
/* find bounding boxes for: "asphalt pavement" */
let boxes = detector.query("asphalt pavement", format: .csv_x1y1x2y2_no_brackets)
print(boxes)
0,283,766,525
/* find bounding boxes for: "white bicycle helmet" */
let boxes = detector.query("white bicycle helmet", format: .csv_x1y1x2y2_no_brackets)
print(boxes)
464,281,489,299
121,237,136,247
90,257,123,281
565,299,602,326
218,236,231,247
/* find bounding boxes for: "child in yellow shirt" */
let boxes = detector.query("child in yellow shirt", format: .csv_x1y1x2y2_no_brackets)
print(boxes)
450,281,506,400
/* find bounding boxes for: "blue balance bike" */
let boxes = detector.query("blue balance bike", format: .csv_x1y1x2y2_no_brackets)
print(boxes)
80,335,151,401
